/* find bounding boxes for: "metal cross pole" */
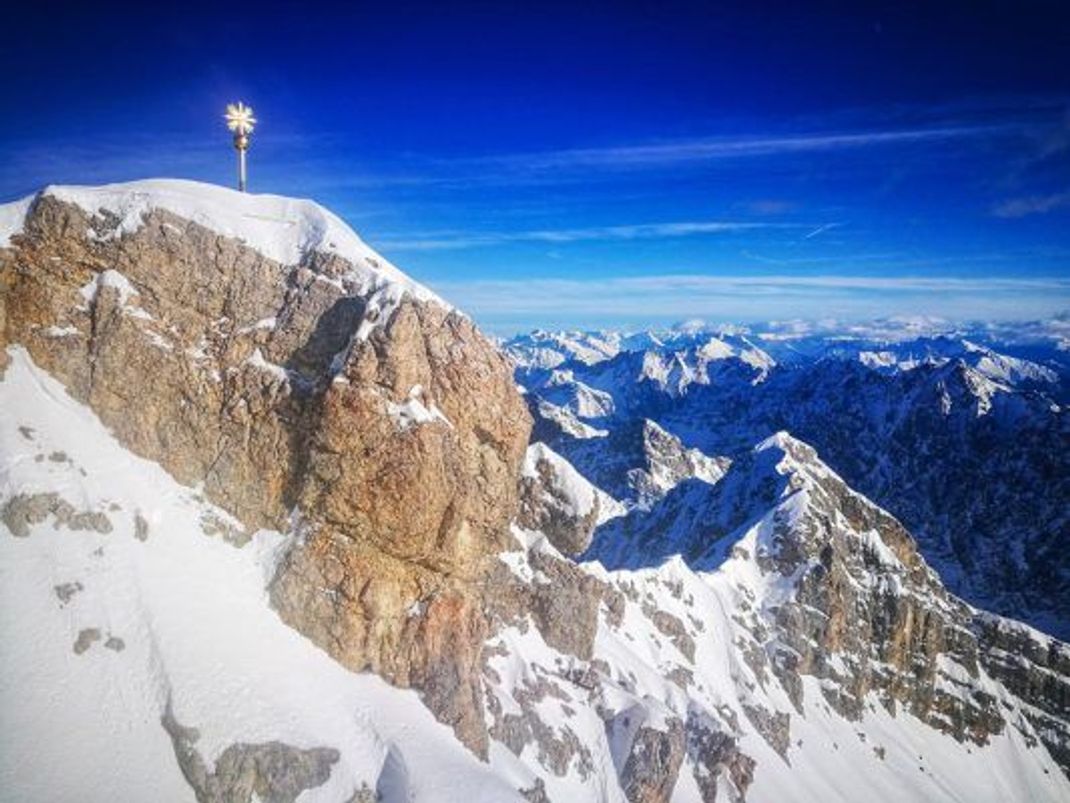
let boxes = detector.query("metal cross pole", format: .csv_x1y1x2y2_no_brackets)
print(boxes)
236,133,249,191
224,102,257,192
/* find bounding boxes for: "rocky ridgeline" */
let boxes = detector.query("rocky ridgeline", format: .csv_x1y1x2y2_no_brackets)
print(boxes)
0,187,530,754
586,433,1070,779
535,415,730,510
3,184,1068,801
974,613,1070,773
514,329,1070,640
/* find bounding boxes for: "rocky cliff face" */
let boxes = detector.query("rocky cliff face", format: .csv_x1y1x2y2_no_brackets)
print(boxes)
589,434,1013,748
543,417,730,510
0,181,530,753
974,613,1070,774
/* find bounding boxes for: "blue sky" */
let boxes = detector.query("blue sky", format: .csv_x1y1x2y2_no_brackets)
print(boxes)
3,1,1069,333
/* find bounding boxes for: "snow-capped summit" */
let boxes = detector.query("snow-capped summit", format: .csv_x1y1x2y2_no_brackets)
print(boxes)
580,427,1070,798
1,177,533,793
2,178,446,308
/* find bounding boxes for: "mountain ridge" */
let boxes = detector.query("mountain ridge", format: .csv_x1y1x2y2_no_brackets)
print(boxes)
511,325,1070,639
1,180,1068,802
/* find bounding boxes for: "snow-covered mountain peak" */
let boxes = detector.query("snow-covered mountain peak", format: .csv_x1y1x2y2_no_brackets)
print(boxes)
3,178,446,309
505,329,622,369
754,429,814,459
1,174,537,772
576,420,1070,797
850,336,1060,389
695,336,736,360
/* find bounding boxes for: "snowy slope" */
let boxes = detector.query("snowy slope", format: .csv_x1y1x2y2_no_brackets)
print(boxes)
0,346,525,802
489,528,1070,802
522,442,627,526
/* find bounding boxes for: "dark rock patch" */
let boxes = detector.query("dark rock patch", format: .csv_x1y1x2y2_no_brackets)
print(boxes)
73,628,101,654
161,700,339,803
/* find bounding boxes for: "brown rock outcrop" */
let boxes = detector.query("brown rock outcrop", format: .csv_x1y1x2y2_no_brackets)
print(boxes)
517,444,601,555
614,716,686,803
0,187,531,753
732,438,1006,747
590,432,1019,759
686,710,755,803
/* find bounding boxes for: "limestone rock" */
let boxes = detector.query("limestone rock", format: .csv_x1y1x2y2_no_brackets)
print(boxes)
162,701,339,803
517,442,602,555
1,185,531,754
975,613,1070,776
686,710,754,802
2,491,112,536
590,433,1013,752
614,716,686,803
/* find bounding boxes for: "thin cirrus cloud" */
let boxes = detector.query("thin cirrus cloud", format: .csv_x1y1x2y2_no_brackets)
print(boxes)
308,118,1040,196
375,220,801,251
991,190,1070,218
802,222,843,240
320,119,1037,192
451,123,1019,174
445,274,1070,295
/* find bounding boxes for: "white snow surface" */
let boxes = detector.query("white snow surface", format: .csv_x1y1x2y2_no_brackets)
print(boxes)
488,525,1070,803
1,178,446,308
0,195,35,247
79,268,140,306
245,347,291,383
386,385,453,431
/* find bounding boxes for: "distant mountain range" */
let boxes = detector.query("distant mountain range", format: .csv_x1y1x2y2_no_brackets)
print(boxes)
508,323,1070,639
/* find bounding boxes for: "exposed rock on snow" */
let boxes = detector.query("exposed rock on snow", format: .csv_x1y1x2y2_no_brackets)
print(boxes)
541,417,730,511
517,442,622,555
0,180,531,755
2,491,113,536
974,613,1070,774
162,701,340,803
616,717,686,803
73,627,102,654
586,431,1070,778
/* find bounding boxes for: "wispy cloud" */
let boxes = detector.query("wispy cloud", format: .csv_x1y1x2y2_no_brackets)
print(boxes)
0,113,1040,202
741,250,900,266
375,220,800,251
453,274,1070,294
455,124,1017,174
802,222,843,240
740,199,797,215
991,189,1070,218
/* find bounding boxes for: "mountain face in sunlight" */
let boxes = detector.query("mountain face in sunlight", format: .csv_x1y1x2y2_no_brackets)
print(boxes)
1,182,1068,802
508,324,1070,639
